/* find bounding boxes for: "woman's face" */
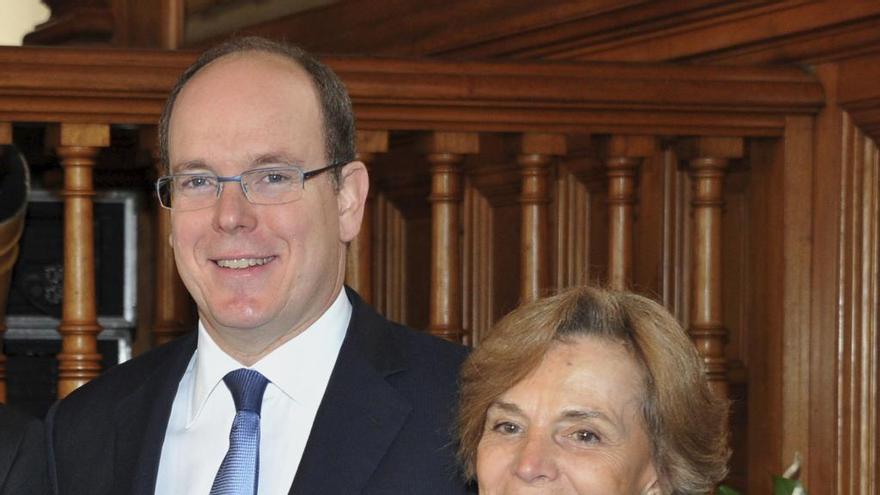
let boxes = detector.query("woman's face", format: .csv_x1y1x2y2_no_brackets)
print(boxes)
476,336,660,495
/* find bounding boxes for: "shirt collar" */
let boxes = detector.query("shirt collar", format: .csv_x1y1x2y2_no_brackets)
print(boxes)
188,289,352,427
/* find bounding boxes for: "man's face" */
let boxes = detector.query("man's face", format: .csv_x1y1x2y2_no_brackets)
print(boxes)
167,52,365,359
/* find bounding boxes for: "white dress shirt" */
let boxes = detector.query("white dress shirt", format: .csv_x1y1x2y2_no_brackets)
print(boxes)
155,290,351,495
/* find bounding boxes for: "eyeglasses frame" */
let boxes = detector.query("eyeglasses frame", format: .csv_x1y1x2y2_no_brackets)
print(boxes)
155,161,348,211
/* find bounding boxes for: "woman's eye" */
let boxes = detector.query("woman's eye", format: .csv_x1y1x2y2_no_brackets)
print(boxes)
491,421,522,435
571,429,600,444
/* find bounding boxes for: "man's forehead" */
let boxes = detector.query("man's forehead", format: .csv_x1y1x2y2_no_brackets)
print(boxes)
185,51,313,93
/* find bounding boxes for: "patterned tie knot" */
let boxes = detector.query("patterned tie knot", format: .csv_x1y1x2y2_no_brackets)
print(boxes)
223,368,269,414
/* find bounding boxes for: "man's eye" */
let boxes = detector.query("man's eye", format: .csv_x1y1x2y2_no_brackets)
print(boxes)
491,421,522,435
259,172,294,185
179,176,213,190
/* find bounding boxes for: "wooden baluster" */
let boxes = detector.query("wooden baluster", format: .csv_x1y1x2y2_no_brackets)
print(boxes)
346,130,387,305
426,132,478,343
0,123,11,402
679,137,742,399
143,128,191,347
519,133,565,303
54,123,109,398
603,135,654,290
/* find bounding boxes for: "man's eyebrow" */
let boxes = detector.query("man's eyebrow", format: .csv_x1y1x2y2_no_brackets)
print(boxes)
251,153,301,166
173,160,211,173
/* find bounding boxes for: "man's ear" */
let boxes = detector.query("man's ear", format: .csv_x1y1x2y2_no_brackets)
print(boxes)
336,161,369,243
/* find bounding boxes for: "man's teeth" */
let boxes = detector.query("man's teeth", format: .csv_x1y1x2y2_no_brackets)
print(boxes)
216,257,272,269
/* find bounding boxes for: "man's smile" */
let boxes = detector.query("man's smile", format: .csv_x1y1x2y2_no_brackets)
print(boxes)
213,256,276,269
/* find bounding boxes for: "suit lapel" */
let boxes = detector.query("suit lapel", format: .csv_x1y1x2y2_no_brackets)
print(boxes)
289,289,412,494
113,333,196,495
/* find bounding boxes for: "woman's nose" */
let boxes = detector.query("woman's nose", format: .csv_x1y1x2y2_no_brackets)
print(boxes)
512,433,559,484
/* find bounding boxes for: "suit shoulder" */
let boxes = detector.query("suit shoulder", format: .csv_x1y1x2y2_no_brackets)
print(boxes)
387,320,467,363
54,333,194,415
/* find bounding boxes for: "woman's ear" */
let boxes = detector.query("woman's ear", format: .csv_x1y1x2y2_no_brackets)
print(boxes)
642,478,662,495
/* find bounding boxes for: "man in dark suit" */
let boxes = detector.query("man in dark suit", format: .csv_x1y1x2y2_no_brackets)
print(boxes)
47,37,472,494
0,405,48,494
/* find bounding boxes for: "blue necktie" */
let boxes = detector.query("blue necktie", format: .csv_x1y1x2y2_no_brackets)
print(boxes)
210,369,270,495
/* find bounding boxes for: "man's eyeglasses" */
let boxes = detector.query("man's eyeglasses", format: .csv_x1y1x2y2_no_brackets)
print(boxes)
156,162,346,211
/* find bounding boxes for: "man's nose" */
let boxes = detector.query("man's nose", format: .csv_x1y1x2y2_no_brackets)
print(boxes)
512,432,559,484
212,181,257,233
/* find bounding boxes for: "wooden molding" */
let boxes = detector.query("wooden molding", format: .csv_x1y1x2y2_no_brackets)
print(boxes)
0,46,823,137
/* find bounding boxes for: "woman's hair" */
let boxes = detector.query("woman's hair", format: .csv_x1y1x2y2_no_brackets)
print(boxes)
457,286,730,494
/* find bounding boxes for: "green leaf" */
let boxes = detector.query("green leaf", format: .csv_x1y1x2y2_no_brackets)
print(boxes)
717,485,741,495
773,476,806,495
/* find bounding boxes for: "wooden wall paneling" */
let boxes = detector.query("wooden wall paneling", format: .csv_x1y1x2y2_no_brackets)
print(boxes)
630,145,679,305
142,127,192,346
113,0,178,48
52,123,109,398
425,132,478,342
346,130,388,305
461,136,519,332
463,134,518,343
584,164,610,289
599,135,654,290
837,114,880,495
837,52,880,143
198,0,880,68
461,180,493,346
836,66,880,495
742,137,778,495
551,1,880,64
554,162,591,290
720,154,752,492
678,137,743,400
663,147,694,328
369,140,432,331
808,64,845,493
373,193,406,323
192,0,664,54
777,116,817,489
519,133,565,302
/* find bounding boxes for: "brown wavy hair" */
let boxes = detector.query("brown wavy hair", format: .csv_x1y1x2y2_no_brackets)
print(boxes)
457,286,730,494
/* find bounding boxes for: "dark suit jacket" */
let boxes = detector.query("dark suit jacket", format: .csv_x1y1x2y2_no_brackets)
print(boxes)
0,405,49,494
47,288,474,494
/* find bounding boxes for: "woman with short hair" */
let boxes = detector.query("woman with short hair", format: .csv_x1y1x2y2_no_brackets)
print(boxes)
457,286,729,494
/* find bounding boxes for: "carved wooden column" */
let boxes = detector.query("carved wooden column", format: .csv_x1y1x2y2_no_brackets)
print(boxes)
143,128,191,347
679,137,742,399
54,123,109,398
602,135,654,290
346,130,387,305
519,133,565,303
426,132,478,343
